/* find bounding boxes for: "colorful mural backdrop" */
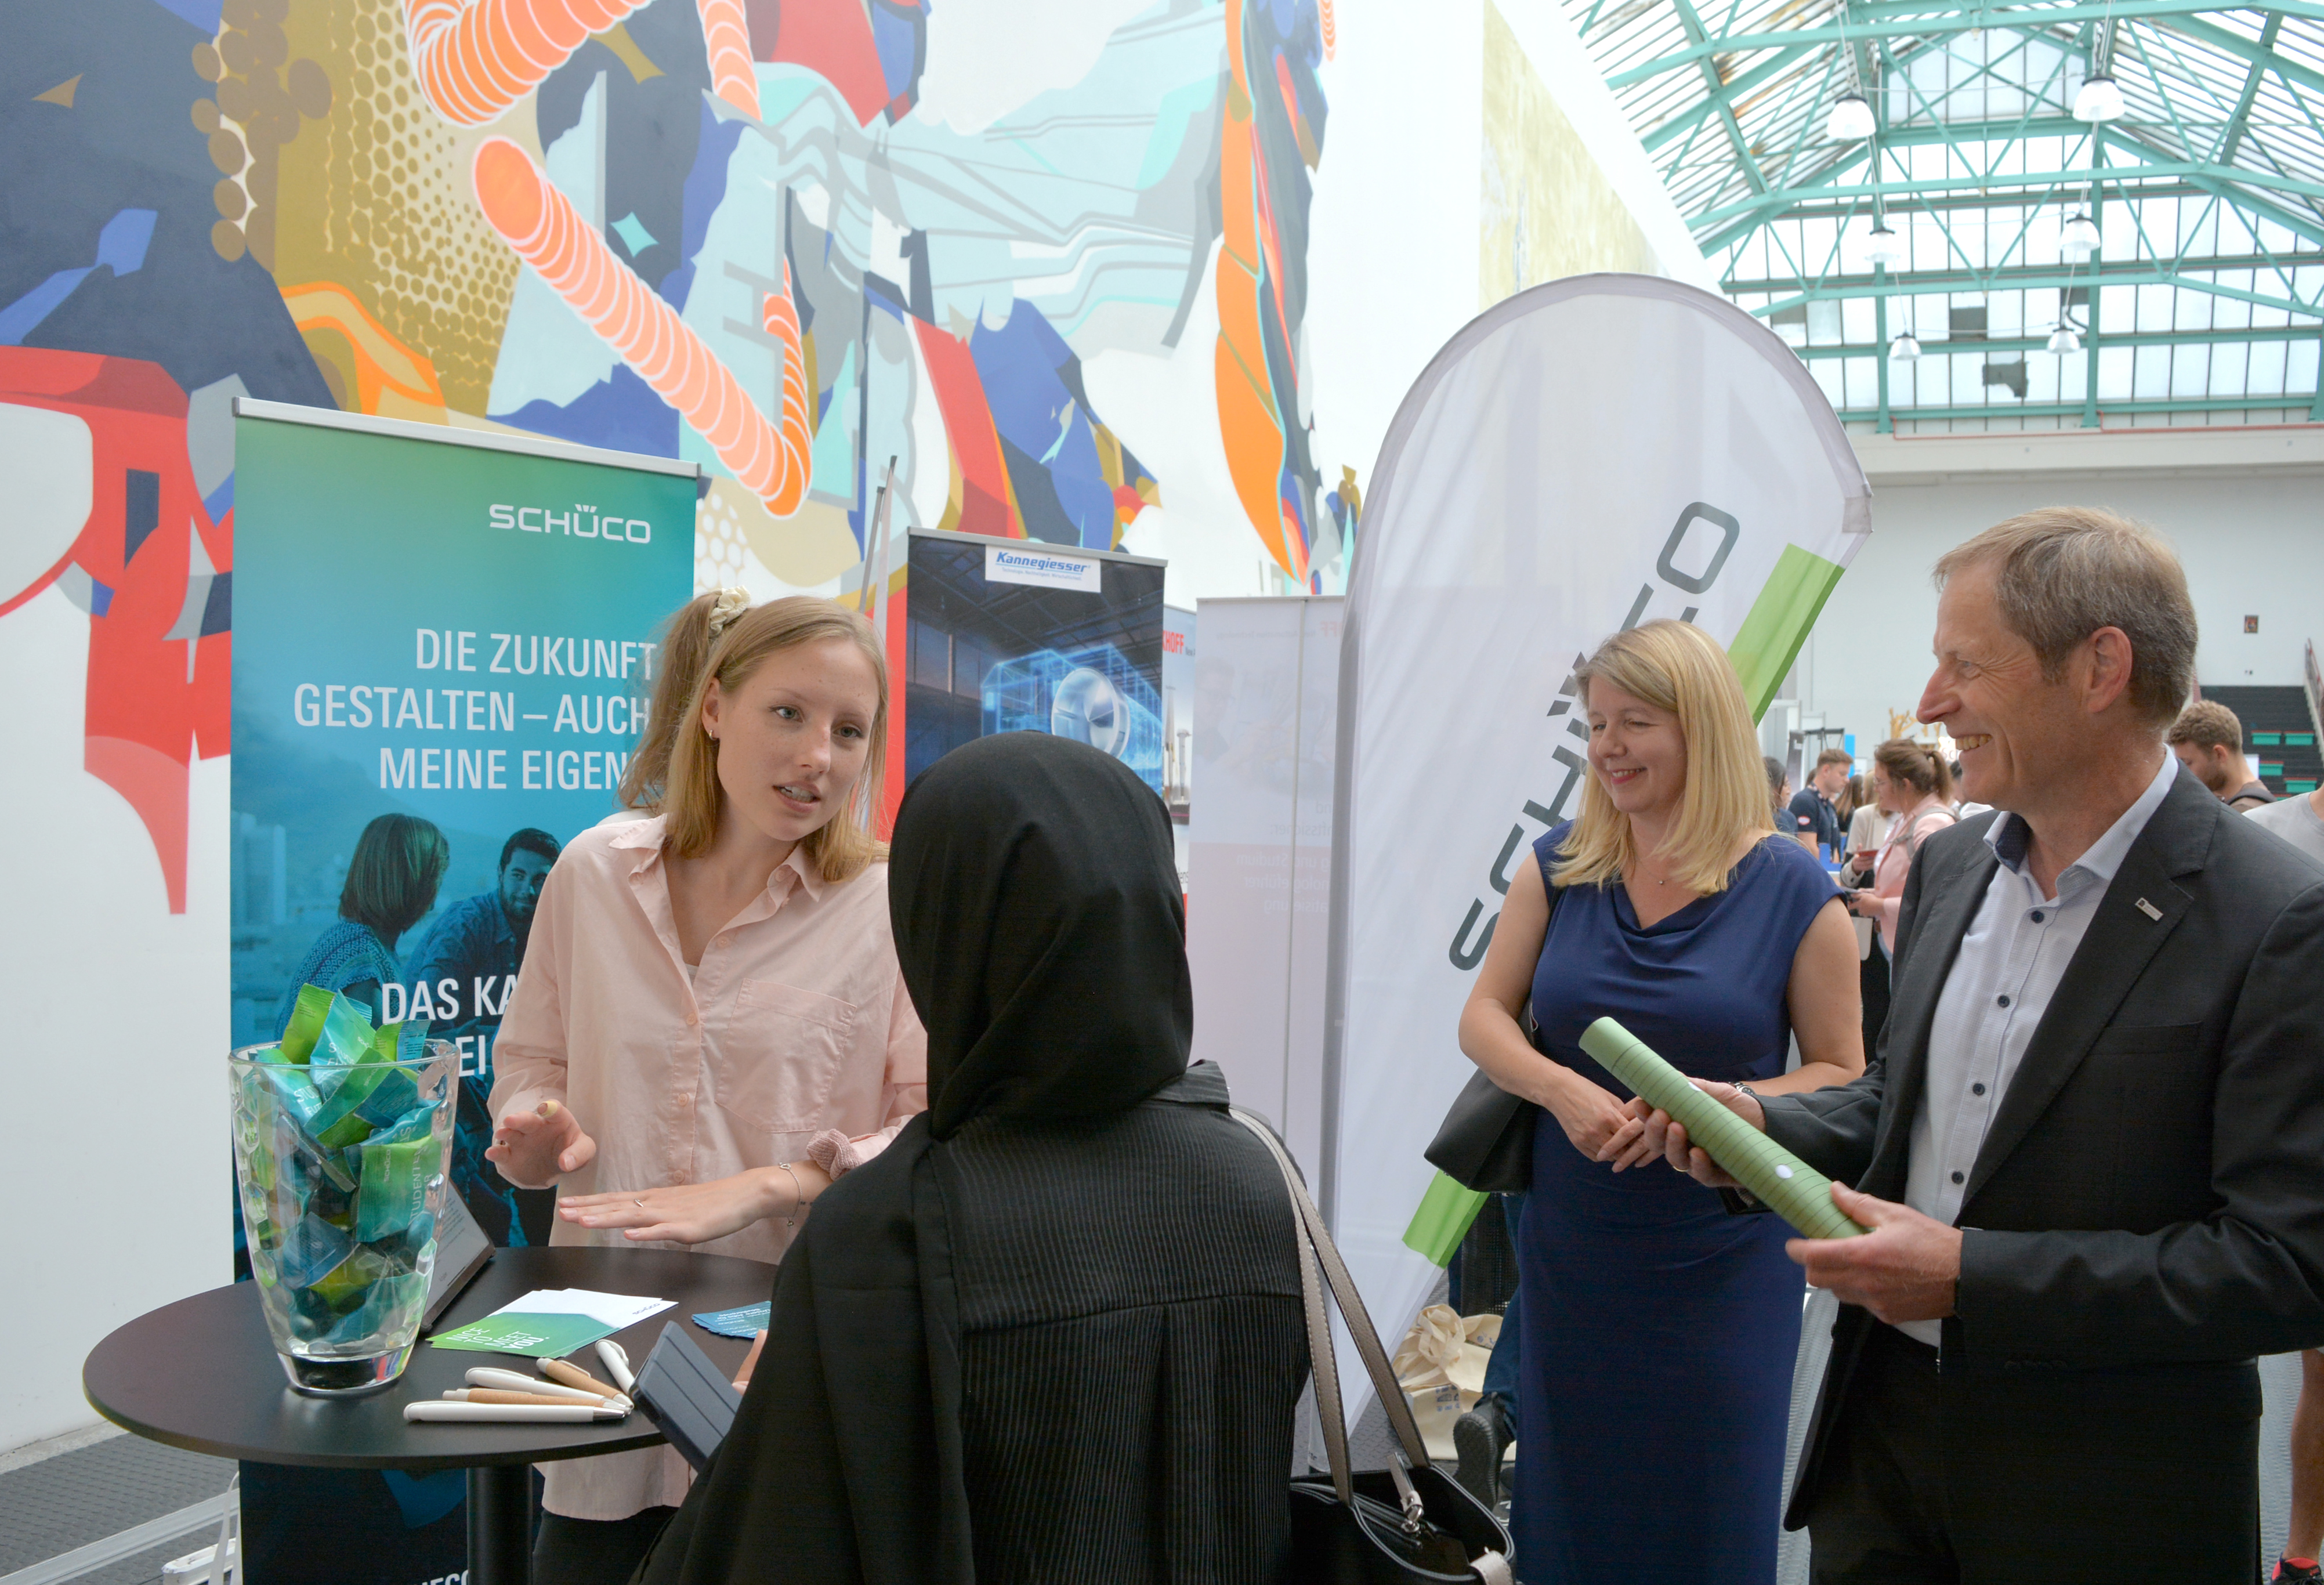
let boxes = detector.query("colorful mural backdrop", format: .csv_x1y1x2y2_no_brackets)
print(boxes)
0,0,1348,914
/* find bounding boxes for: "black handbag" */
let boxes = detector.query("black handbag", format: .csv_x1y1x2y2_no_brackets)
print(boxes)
1422,885,1563,1193
1232,1111,1515,1585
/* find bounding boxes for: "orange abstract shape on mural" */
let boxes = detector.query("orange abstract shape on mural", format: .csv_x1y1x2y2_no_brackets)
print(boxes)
280,280,448,421
1322,0,1337,60
472,136,809,514
911,317,1023,540
759,266,812,516
1212,0,1305,586
0,349,229,914
697,0,760,118
404,0,653,128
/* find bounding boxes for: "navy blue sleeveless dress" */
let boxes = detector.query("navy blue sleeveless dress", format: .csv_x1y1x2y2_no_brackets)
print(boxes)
1509,825,1835,1583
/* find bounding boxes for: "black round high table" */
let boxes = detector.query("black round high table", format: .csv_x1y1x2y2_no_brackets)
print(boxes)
84,1246,773,1585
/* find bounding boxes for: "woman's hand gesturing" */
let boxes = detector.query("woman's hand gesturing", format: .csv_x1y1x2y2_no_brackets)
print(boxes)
486,1099,595,1188
558,1173,776,1246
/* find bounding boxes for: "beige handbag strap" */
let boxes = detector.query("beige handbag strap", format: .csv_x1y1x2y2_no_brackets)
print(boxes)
1231,1110,1514,1582
1230,1112,1431,1500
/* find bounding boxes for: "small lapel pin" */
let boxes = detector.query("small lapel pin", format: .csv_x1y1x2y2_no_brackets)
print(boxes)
2135,897,2163,921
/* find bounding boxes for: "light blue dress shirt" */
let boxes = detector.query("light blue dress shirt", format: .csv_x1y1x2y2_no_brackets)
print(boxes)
1898,751,2180,1345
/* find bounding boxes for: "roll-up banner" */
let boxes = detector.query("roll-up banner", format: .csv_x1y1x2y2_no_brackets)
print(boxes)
231,400,696,1244
229,401,694,1582
1323,276,1870,1416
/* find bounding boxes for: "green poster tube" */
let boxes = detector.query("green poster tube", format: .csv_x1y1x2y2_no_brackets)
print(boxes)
1577,1017,1866,1240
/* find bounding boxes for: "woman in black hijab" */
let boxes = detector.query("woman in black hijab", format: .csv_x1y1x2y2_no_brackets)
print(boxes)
635,732,1309,1584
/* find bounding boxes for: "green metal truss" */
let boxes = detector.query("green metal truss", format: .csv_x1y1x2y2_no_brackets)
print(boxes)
1566,0,2324,427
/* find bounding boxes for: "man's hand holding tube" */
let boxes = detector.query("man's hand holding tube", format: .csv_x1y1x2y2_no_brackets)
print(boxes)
1632,1082,1965,1327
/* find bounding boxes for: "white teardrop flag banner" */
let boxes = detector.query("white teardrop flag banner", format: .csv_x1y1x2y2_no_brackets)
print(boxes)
1322,275,1871,1415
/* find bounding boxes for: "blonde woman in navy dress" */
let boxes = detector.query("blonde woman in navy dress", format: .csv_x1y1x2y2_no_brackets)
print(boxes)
1458,619,1865,1583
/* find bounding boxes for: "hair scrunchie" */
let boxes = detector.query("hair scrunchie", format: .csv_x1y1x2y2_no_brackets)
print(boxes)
705,585,751,639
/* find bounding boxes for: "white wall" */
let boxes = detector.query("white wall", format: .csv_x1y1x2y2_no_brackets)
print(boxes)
0,589,229,1450
1797,430,2324,748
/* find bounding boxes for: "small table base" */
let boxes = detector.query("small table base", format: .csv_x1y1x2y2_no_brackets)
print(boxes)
469,1464,535,1585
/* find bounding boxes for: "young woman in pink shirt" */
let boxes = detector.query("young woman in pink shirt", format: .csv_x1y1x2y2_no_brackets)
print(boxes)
485,591,926,1583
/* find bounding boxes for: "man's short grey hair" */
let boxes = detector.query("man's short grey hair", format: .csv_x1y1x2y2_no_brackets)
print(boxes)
1932,507,2197,726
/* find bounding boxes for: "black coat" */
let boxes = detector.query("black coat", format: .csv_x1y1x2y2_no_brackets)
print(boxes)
1764,767,2324,1557
633,734,1308,1585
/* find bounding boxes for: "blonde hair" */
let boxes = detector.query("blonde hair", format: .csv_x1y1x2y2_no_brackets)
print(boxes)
661,596,890,884
1554,620,1775,895
618,589,743,812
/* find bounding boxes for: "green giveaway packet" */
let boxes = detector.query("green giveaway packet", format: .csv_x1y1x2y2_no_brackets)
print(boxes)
280,985,335,1064
1577,1017,1867,1240
354,1132,443,1242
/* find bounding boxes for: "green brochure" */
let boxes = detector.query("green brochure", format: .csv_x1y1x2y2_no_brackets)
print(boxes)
428,1311,620,1357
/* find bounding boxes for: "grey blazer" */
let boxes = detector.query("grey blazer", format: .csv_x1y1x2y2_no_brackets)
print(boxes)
1763,765,2324,1529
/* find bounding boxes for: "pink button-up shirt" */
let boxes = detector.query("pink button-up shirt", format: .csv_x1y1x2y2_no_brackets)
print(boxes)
1866,795,1957,956
490,813,926,1518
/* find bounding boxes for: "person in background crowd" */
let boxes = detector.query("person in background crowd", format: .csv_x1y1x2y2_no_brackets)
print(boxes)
403,827,562,1247
275,812,449,1033
1643,507,2324,1582
486,592,928,1585
1765,754,1793,833
1789,747,1852,857
1843,741,1957,962
634,734,1308,1585
2245,778,2324,1584
2170,698,2275,809
1843,772,1893,866
1458,619,1864,1583
1842,741,1957,1063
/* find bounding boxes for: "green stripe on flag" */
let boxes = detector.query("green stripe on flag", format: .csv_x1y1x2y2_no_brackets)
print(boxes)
1728,543,1847,722
1403,1170,1489,1266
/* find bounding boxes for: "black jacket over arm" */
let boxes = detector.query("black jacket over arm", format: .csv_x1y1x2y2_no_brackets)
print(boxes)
1760,766,2324,1526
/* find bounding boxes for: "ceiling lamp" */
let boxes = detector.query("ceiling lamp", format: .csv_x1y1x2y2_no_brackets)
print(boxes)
2061,211,2101,255
1827,92,1876,141
1865,224,1906,266
2073,73,2126,122
2047,324,2083,353
1889,332,1922,361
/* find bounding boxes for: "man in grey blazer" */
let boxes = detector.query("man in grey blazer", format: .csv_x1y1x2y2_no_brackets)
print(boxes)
1645,507,2324,1581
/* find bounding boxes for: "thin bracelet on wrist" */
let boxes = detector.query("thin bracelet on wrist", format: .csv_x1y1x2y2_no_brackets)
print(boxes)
774,1161,804,1231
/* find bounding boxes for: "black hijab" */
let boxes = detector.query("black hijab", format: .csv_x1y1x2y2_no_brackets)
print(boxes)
634,733,1199,1585
891,730,1192,1135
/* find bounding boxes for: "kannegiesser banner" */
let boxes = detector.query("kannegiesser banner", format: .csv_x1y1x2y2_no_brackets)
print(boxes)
1322,276,1871,1413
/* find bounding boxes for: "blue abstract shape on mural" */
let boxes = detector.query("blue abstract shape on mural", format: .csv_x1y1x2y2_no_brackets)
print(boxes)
0,207,155,345
658,100,745,316
971,303,1116,549
498,364,680,459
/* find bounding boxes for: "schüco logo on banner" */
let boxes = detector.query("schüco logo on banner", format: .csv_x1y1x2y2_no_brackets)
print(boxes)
1445,500,1743,972
488,501,654,544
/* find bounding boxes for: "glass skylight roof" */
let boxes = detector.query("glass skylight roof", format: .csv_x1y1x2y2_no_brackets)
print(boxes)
1566,0,2324,429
